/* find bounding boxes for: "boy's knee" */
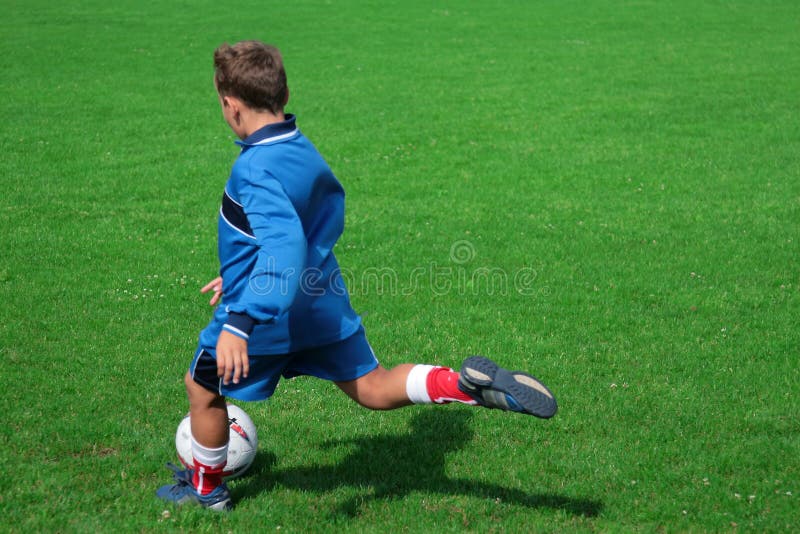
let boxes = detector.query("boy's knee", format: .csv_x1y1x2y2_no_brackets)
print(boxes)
184,371,224,407
338,367,402,410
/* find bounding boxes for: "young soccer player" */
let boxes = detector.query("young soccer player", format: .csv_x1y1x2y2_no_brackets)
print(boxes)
157,40,557,511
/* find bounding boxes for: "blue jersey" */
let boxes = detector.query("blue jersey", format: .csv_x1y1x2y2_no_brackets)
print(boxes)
198,115,361,355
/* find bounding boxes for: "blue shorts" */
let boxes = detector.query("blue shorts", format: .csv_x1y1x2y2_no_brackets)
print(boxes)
189,326,379,401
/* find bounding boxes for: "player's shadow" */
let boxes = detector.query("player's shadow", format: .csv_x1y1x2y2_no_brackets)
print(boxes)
236,410,602,518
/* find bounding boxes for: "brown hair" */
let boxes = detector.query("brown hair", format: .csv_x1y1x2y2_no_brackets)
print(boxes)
213,41,288,114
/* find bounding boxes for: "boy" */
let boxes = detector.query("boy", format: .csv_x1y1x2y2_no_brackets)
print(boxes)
157,40,557,511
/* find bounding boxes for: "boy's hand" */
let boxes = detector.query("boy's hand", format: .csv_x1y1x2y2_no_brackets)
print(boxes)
216,330,249,385
201,276,223,306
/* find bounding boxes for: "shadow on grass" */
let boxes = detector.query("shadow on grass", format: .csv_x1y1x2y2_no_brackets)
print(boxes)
234,410,601,518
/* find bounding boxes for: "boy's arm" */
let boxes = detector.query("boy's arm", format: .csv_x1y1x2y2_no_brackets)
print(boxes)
201,276,247,385
222,172,307,340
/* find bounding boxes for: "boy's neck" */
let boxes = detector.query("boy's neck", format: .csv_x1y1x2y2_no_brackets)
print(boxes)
240,110,286,140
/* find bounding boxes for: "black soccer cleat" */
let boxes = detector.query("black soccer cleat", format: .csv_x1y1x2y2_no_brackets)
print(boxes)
156,463,232,512
458,356,558,418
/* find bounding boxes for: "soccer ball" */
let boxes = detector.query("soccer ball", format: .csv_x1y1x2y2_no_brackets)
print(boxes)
175,403,258,479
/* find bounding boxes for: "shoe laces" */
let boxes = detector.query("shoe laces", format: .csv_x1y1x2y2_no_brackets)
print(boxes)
165,462,194,485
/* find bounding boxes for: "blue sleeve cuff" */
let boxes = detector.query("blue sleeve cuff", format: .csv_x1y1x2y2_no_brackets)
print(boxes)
222,312,255,340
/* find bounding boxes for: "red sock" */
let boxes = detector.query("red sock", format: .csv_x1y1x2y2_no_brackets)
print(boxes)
190,437,228,495
426,366,476,404
192,459,226,495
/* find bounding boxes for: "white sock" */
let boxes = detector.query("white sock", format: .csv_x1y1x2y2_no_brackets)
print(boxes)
191,437,228,468
406,364,435,404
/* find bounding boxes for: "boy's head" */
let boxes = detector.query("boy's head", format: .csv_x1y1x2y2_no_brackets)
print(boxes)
213,41,288,115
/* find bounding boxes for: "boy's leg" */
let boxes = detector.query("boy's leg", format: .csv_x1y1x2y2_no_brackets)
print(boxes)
184,372,229,494
156,372,233,511
294,326,557,417
158,348,290,510
335,363,476,409
334,364,414,409
337,359,557,418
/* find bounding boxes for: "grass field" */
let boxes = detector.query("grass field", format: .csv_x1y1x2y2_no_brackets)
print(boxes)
2,0,799,531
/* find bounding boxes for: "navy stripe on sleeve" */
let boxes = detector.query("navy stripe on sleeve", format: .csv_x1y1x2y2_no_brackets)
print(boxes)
220,190,255,238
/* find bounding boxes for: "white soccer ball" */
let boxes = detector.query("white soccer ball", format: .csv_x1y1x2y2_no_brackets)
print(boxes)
175,403,258,479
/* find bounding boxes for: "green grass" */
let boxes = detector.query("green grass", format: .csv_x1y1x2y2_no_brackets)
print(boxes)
2,0,799,531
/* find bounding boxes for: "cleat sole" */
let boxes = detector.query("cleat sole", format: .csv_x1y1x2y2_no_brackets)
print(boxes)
460,356,558,419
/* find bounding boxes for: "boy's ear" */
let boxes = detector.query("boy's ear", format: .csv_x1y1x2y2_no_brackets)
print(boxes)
222,95,243,121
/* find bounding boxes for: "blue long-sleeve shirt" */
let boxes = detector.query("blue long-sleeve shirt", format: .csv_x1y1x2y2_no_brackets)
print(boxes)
198,115,361,355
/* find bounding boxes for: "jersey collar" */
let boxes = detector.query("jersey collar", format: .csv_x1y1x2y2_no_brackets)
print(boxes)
236,114,299,147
